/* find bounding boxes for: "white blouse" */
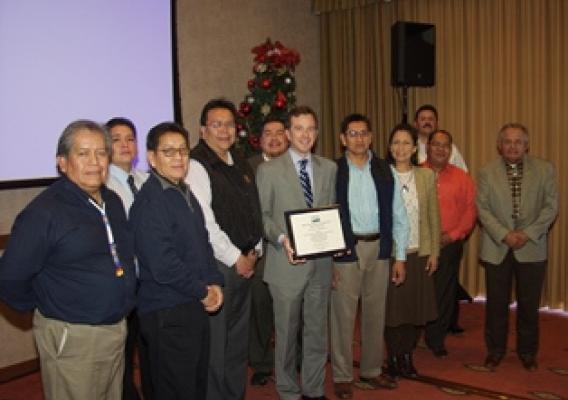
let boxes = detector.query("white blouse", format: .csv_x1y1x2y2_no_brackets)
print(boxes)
393,167,420,251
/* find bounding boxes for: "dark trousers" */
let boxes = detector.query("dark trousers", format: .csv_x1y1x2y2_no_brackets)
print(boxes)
385,324,419,356
122,312,151,400
249,258,274,374
139,302,210,400
484,251,546,358
425,240,463,350
208,262,252,400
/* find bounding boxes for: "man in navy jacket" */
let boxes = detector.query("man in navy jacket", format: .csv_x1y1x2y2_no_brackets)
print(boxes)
130,122,223,399
0,120,136,400
331,114,409,399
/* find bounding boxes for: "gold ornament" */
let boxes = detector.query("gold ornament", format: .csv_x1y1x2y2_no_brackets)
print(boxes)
261,104,271,116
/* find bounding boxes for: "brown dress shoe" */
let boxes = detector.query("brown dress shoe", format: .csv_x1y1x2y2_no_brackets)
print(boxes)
333,382,352,399
359,375,397,390
484,354,503,371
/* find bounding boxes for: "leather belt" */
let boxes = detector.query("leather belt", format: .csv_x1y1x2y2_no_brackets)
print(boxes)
354,233,380,242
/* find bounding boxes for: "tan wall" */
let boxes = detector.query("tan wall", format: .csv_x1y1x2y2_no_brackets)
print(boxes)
0,0,321,372
0,303,36,369
0,188,45,369
0,188,45,234
177,0,320,147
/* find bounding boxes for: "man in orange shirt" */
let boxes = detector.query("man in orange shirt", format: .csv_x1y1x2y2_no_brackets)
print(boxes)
423,130,476,357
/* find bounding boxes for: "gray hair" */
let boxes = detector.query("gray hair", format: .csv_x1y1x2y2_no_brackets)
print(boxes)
497,123,529,144
56,120,111,157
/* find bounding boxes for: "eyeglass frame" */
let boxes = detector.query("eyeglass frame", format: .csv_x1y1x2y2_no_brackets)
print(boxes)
344,129,371,138
157,147,190,157
206,121,236,130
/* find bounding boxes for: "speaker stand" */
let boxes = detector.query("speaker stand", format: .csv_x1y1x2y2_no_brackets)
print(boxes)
401,86,409,124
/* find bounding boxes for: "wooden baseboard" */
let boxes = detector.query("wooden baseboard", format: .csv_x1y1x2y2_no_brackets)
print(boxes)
0,358,39,383
0,234,8,250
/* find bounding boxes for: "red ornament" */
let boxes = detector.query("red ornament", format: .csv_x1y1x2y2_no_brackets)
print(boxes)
248,134,261,150
261,79,271,89
274,91,287,109
239,102,252,115
247,79,255,90
275,90,286,102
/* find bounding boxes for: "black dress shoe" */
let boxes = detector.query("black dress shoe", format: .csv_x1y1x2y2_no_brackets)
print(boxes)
448,325,465,335
250,371,271,386
484,354,503,371
432,347,449,358
386,356,401,380
519,355,538,371
400,353,418,378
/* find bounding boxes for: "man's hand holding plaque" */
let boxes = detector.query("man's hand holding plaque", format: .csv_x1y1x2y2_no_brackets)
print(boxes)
284,205,346,261
282,235,307,265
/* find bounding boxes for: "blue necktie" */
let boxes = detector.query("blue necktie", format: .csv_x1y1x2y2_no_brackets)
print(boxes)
298,159,313,208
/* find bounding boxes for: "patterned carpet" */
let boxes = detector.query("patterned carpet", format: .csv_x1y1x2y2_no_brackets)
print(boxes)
247,301,568,400
0,302,566,399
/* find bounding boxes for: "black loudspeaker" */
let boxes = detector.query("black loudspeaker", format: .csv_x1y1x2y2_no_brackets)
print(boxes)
391,21,435,87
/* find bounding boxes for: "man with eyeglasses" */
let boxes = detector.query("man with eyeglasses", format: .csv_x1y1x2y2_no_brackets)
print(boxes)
130,122,224,398
330,114,408,399
189,98,263,400
256,106,336,400
248,116,289,387
104,117,150,400
422,130,476,359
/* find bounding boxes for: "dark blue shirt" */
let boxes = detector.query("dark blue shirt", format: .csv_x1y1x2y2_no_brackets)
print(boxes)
130,171,224,316
0,176,136,324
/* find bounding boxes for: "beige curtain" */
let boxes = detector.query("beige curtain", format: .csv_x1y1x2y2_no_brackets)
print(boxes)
317,0,568,310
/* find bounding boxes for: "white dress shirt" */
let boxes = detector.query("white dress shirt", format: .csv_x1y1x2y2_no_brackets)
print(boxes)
106,164,148,214
186,159,262,267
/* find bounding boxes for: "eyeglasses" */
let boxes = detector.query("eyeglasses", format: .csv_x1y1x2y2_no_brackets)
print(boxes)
345,129,370,138
207,121,236,130
158,147,189,157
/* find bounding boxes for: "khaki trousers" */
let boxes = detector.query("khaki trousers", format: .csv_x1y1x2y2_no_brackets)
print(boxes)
33,310,126,400
330,240,390,382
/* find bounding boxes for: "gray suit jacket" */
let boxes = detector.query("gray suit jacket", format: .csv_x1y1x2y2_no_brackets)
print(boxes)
256,151,337,289
248,153,264,173
476,155,558,264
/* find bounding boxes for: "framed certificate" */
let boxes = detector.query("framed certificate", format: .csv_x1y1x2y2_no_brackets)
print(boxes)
285,205,346,260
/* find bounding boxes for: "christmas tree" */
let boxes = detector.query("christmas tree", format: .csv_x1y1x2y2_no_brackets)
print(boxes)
235,39,300,157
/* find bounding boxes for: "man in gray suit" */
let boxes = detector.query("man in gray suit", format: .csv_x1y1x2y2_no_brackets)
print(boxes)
248,116,289,386
477,123,558,372
256,106,337,400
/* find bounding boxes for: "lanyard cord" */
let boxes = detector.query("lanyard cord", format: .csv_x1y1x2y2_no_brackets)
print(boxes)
88,198,124,277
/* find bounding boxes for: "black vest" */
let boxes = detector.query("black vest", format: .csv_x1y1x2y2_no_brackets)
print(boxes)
335,153,395,261
191,140,263,253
